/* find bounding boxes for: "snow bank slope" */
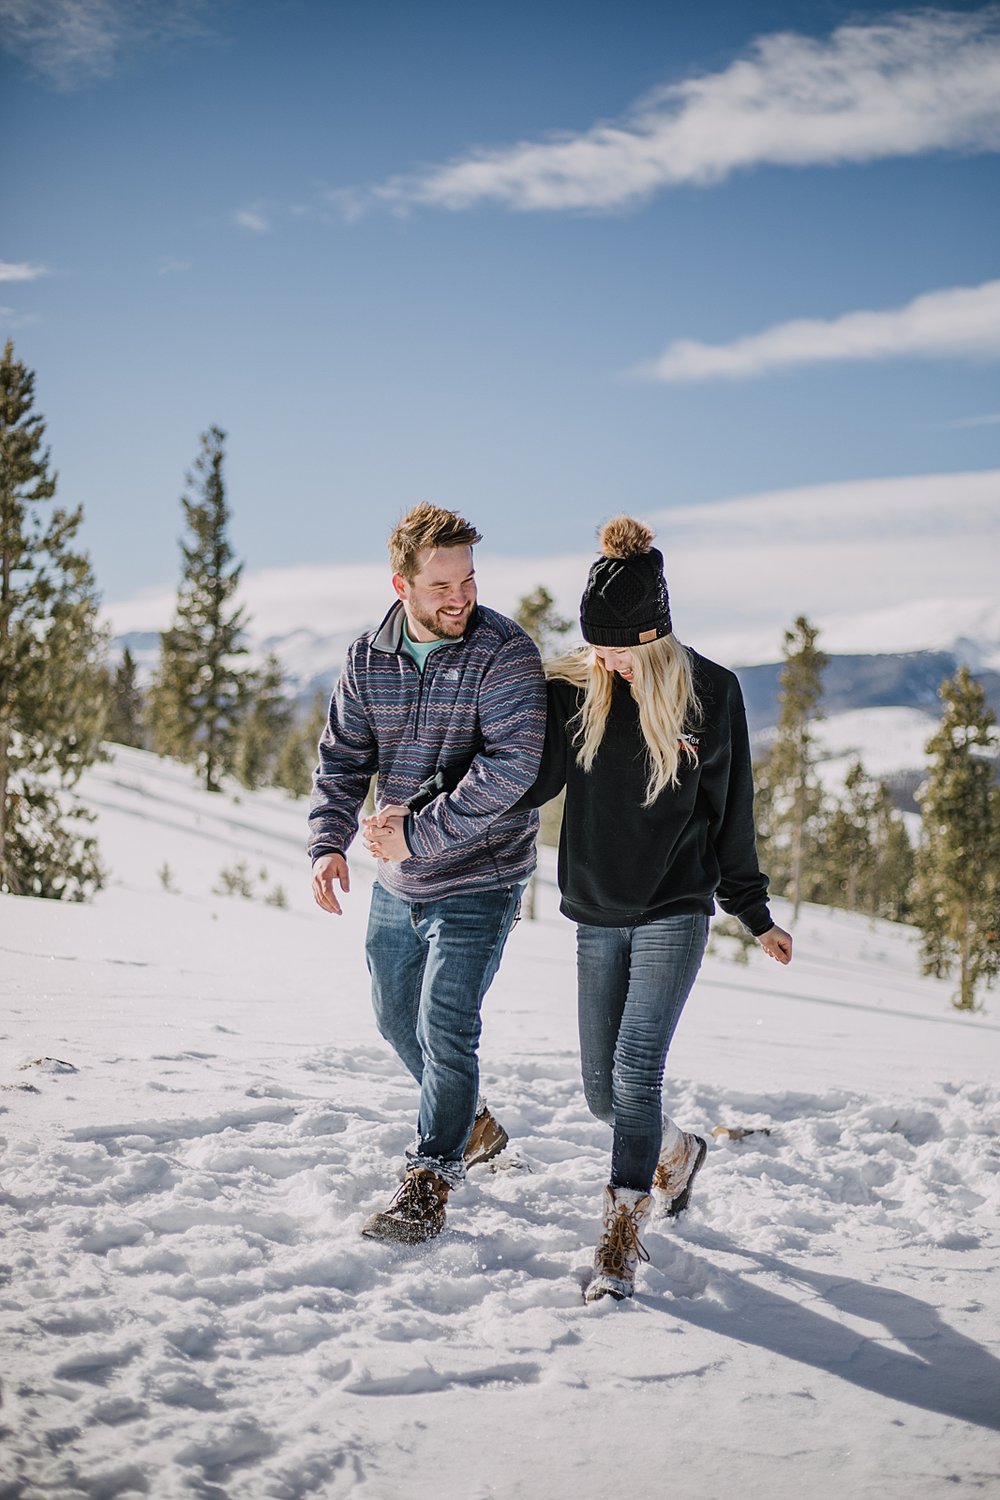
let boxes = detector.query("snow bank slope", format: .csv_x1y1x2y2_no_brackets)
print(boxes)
1,748,998,1499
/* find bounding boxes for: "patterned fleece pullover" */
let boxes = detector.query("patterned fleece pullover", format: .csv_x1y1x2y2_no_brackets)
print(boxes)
308,602,546,901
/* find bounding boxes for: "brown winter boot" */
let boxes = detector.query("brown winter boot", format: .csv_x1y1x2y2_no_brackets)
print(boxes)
584,1185,653,1303
652,1126,707,1218
463,1105,509,1167
361,1168,451,1244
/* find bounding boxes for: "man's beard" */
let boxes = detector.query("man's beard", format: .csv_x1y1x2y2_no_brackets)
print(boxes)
408,601,472,640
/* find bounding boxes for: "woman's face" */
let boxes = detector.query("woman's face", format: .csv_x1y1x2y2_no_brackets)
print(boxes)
593,645,635,683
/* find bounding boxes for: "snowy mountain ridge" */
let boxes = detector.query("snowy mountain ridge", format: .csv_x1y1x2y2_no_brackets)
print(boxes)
103,466,1000,682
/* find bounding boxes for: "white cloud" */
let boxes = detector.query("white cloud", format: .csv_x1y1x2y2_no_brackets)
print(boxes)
643,469,1000,664
360,8,1000,214
951,410,1000,428
0,304,40,329
234,209,270,234
636,278,1000,382
157,256,192,275
0,260,49,281
0,0,210,90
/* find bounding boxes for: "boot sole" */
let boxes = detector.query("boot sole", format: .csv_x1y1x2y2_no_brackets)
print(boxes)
664,1134,707,1218
584,1274,633,1303
360,1213,444,1244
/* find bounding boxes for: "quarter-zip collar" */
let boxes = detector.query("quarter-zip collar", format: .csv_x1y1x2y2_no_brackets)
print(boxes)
371,600,479,656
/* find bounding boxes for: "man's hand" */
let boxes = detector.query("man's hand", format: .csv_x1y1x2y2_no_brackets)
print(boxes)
367,803,409,826
312,853,350,915
757,925,793,964
362,813,410,863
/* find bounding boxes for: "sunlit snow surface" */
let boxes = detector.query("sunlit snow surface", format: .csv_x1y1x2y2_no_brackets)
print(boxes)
2,747,999,1498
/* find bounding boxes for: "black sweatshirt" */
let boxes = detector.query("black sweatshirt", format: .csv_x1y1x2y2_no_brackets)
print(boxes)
522,652,773,934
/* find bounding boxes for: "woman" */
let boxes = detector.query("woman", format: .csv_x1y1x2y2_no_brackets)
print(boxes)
524,516,792,1303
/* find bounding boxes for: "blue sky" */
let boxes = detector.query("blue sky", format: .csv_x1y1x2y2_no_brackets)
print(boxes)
3,0,999,607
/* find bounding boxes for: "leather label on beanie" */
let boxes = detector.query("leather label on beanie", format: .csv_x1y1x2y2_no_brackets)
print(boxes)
639,629,657,643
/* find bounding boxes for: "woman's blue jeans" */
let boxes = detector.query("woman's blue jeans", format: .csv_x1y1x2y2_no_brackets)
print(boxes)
577,913,709,1193
365,879,524,1187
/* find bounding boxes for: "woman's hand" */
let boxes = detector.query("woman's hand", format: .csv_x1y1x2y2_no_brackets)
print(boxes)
362,812,410,862
757,925,793,964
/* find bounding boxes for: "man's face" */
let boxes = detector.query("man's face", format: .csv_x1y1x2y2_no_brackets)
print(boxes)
393,545,477,642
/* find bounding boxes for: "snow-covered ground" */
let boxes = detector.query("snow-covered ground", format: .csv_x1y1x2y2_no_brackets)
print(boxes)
2,747,999,1499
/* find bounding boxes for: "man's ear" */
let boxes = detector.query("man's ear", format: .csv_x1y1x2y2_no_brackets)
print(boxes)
391,572,408,603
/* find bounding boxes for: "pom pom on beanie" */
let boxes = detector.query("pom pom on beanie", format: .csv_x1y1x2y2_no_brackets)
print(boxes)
598,516,654,560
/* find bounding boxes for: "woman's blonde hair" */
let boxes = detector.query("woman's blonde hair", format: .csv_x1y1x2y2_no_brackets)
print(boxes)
546,634,701,806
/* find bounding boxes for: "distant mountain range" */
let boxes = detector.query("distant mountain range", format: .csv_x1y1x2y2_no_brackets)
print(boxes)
101,470,1000,787
114,625,998,808
736,650,1000,739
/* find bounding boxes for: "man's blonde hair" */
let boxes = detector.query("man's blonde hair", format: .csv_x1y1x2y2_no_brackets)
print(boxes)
388,503,483,580
546,635,701,806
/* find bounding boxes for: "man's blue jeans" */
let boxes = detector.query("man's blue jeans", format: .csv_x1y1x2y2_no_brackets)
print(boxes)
577,913,709,1193
365,879,524,1187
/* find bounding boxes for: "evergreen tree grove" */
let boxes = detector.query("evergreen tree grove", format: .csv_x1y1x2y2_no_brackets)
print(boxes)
234,652,294,790
273,689,328,798
104,645,146,748
0,340,107,899
754,616,828,918
819,760,914,922
913,666,1000,1011
148,427,252,792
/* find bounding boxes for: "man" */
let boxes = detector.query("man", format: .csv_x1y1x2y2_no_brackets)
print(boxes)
309,503,545,1244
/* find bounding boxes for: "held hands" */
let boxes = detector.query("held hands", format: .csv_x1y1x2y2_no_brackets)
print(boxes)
756,925,793,964
362,804,411,863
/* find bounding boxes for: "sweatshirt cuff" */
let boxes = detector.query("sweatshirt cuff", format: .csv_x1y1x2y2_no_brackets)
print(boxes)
310,847,345,865
739,905,774,938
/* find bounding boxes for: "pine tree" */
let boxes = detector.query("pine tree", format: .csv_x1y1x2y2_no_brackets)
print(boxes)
515,585,572,660
148,427,251,792
876,811,915,924
104,646,145,748
514,585,571,919
0,340,107,899
234,652,294,790
274,690,328,798
756,617,828,919
820,760,914,920
822,762,874,912
913,666,1000,1011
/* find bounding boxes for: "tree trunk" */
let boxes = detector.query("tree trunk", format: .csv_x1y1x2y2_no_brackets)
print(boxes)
790,776,804,919
957,901,974,1010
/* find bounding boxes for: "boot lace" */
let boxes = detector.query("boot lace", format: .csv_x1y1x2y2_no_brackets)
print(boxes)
598,1200,651,1279
388,1170,443,1218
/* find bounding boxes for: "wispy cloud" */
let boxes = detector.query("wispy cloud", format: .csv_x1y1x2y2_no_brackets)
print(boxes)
0,0,211,90
0,260,49,281
634,279,1000,383
234,208,270,235
353,8,1000,215
0,305,40,329
157,256,192,275
951,410,1000,428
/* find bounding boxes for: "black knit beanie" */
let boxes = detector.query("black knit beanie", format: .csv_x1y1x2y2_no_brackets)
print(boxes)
579,516,672,647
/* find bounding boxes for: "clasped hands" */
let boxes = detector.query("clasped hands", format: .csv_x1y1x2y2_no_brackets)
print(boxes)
362,803,411,863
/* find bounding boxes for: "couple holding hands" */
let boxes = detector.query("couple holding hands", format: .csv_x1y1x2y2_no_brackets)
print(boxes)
309,502,791,1303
